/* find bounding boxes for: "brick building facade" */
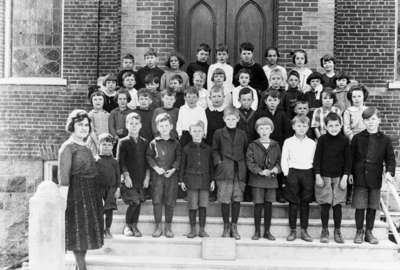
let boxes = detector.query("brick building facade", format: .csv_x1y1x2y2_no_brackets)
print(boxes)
0,0,399,265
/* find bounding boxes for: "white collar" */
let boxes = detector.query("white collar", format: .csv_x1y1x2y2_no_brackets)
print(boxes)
208,105,225,112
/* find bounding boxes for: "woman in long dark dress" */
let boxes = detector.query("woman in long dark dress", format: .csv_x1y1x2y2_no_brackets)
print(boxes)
58,109,104,270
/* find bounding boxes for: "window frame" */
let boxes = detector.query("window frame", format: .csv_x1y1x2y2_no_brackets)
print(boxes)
0,0,66,85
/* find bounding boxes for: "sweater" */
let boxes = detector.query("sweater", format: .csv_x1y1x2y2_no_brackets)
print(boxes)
96,155,120,187
313,133,351,178
237,107,257,141
108,107,134,138
233,62,269,93
205,107,225,145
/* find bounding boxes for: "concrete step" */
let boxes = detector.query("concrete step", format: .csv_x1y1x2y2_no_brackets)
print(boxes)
109,215,388,241
89,235,399,262
116,199,361,219
65,254,400,270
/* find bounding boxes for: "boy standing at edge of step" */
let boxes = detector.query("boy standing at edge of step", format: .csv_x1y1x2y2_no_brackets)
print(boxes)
350,107,396,245
281,115,316,242
313,112,351,244
179,120,215,238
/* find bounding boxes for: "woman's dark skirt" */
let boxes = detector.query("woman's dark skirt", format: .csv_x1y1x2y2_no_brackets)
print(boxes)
65,175,104,251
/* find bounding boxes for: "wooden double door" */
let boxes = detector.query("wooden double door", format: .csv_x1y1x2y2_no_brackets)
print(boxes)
177,0,276,65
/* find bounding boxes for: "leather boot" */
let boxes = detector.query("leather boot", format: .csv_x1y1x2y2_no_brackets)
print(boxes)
251,228,260,240
222,223,230,237
231,223,241,240
132,223,142,237
164,223,174,238
320,228,329,243
365,229,379,244
152,223,163,238
301,228,312,242
353,229,364,244
187,225,197,238
123,224,134,237
334,228,344,244
198,227,209,237
263,231,276,241
286,229,297,241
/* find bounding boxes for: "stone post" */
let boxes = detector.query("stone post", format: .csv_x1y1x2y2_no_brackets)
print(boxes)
29,180,66,270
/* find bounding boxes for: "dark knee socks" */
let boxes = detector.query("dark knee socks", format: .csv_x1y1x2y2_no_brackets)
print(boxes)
199,207,206,228
221,203,230,223
300,202,310,229
189,209,197,226
366,208,376,230
320,204,330,229
264,202,272,231
254,203,263,230
355,209,365,230
333,204,342,229
104,209,113,229
231,202,240,223
289,203,298,230
126,203,141,224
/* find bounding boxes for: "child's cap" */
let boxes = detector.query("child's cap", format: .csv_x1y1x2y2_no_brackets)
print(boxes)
320,54,335,67
98,133,115,144
306,72,323,85
255,117,274,132
144,48,158,57
288,70,300,80
362,107,379,120
103,73,118,86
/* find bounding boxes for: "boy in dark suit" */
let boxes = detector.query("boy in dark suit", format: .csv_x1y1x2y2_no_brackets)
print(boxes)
212,107,248,240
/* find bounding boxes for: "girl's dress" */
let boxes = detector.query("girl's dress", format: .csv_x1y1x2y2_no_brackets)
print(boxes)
59,140,104,251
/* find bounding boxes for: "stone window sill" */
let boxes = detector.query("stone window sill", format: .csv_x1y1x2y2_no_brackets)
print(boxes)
388,81,400,90
0,77,67,86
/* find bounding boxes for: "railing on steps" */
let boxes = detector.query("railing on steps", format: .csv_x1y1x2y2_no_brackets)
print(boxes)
380,180,400,253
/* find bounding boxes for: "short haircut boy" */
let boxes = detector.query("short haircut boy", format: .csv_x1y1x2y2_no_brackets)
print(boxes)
288,70,300,80
188,120,205,132
170,74,183,84
291,115,310,126
126,112,142,123
144,48,158,57
361,106,379,120
324,111,342,125
165,52,185,68
269,68,284,80
184,86,199,96
320,54,335,67
239,42,254,52
237,68,252,80
114,89,132,103
216,44,229,53
121,71,136,82
238,87,253,99
210,85,224,95
255,117,274,131
197,43,211,53
291,49,308,64
223,106,240,118
155,112,172,126
137,88,152,98
161,89,176,98
264,89,282,100
122,53,135,61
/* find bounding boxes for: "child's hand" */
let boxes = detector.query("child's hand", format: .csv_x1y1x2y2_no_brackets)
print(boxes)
315,175,324,187
271,167,279,175
154,166,165,175
348,175,353,185
114,188,120,199
179,182,187,191
164,168,176,178
124,175,133,188
210,181,215,192
339,175,348,190
385,172,395,184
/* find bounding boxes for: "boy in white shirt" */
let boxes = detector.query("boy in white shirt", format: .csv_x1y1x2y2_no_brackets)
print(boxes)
176,87,208,146
281,115,316,242
207,44,233,92
232,69,259,111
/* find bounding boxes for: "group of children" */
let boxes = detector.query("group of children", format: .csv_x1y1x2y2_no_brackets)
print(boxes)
87,42,396,245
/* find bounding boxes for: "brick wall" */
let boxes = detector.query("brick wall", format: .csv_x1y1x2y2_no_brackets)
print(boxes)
277,0,335,71
335,0,396,89
121,0,176,68
368,91,400,161
98,0,122,76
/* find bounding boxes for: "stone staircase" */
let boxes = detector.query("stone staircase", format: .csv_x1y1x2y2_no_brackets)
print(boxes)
65,199,400,270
